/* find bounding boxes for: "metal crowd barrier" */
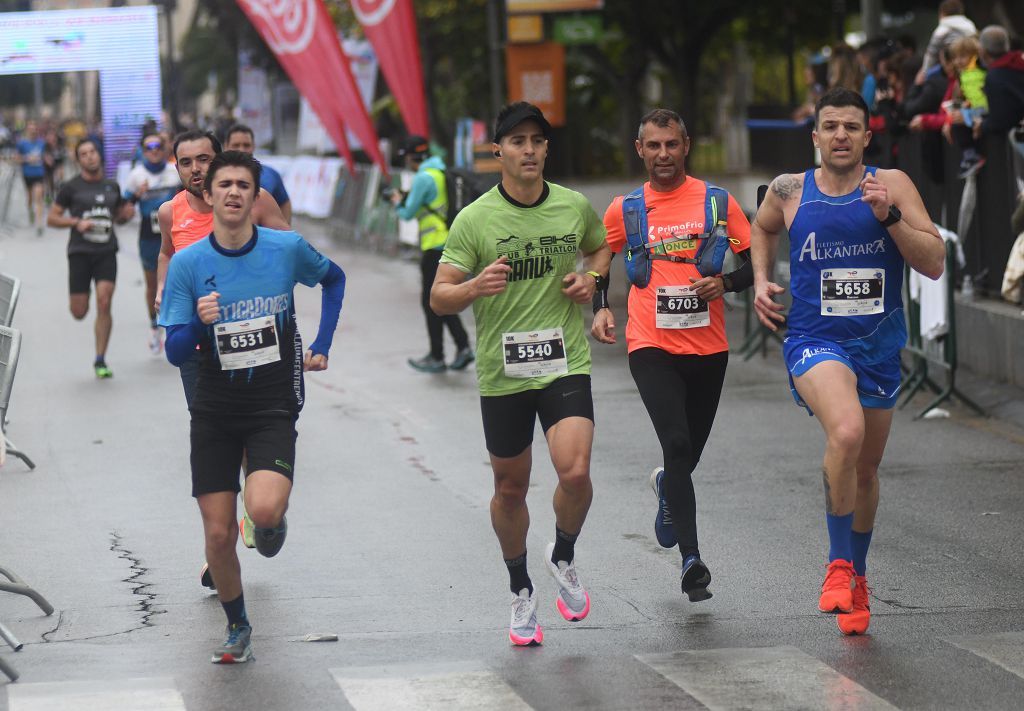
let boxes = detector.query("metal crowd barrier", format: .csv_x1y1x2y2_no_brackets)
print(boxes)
328,163,404,254
0,324,34,470
0,323,51,682
901,238,986,419
0,154,18,235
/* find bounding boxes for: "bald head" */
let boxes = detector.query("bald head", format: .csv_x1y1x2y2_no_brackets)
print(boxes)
979,25,1010,60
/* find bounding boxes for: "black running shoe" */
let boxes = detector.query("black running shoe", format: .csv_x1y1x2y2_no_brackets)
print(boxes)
254,516,287,558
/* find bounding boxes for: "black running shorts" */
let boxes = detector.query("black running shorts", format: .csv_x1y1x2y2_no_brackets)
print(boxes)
68,251,117,294
190,413,297,497
479,374,594,458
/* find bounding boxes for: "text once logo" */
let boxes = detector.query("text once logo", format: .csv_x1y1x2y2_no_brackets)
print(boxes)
242,0,317,55
351,0,397,27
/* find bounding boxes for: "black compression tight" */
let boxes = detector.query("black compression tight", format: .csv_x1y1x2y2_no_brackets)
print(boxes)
628,348,729,557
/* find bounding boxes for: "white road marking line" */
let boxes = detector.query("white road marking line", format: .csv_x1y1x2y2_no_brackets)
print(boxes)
945,631,1024,679
7,676,186,711
637,645,898,711
331,661,533,711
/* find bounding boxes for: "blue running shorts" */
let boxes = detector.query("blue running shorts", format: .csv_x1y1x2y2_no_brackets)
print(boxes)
783,335,901,414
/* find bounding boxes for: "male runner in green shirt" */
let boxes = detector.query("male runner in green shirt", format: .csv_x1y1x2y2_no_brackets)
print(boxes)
431,102,611,646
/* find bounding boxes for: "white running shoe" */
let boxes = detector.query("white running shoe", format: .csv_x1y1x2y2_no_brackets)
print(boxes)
509,588,543,646
544,541,591,622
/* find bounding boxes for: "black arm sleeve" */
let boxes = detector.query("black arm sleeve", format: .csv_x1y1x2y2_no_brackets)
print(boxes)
724,249,753,292
592,253,613,313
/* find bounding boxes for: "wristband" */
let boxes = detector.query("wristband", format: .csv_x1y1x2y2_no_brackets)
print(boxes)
592,289,609,314
585,270,608,291
721,273,733,293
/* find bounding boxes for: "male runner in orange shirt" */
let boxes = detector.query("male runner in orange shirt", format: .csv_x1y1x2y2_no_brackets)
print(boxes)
593,109,753,602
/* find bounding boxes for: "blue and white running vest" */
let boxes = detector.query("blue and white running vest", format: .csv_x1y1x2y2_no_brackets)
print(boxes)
787,167,906,360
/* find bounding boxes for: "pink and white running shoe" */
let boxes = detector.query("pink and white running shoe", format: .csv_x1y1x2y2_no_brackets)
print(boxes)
509,588,543,646
545,542,591,622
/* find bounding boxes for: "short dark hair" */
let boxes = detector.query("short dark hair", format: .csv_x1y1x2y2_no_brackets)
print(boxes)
226,124,254,144
637,109,687,140
204,150,262,194
814,87,870,128
939,0,964,17
173,129,222,160
75,138,101,161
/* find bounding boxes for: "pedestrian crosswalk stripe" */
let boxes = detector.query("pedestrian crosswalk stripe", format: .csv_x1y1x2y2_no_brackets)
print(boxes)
6,676,186,711
330,661,533,710
944,631,1024,679
637,646,897,711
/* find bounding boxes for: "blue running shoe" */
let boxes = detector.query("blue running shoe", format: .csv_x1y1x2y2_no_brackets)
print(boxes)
681,554,713,602
649,467,677,548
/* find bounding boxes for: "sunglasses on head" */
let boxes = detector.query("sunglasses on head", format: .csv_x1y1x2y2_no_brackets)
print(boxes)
144,141,163,150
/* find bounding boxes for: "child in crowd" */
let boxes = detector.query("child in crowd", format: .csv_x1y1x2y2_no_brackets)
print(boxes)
948,35,989,178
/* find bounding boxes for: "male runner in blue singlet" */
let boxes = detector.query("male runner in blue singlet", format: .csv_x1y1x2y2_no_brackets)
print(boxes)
750,88,944,636
159,150,346,663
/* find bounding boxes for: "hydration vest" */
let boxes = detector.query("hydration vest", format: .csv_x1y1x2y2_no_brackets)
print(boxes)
622,184,735,288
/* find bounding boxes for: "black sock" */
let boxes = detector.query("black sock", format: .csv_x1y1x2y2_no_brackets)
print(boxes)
504,551,532,595
551,527,579,565
221,593,249,628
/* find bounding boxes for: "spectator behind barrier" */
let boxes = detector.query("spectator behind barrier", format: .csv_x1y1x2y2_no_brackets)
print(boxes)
792,55,829,122
828,43,863,93
909,47,958,133
918,0,977,83
974,26,1024,140
948,35,989,178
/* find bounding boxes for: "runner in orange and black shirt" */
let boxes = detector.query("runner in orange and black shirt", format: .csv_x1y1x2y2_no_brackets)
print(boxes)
593,109,752,602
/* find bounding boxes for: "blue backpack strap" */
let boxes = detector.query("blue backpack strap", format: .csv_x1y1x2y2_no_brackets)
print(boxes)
622,186,646,252
621,186,652,287
693,184,731,277
703,184,728,233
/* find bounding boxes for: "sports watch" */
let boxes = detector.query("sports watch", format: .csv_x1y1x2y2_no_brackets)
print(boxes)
879,204,901,227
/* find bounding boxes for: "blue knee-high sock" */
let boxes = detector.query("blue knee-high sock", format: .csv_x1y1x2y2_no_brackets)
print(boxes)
826,512,854,562
851,529,873,576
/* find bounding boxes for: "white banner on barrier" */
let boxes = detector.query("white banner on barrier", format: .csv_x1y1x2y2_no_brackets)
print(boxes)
118,156,344,221
263,155,343,219
238,50,274,147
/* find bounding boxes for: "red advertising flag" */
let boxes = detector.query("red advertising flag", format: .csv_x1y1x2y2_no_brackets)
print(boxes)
237,0,386,171
351,0,430,137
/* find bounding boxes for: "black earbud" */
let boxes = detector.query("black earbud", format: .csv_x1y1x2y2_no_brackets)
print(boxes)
493,150,501,158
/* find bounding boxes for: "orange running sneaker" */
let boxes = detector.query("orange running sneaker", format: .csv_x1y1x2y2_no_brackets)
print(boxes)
837,575,871,635
818,559,855,613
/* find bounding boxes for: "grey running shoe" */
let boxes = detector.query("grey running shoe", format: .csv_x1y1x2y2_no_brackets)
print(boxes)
408,354,446,373
211,623,252,664
254,516,287,558
449,347,475,370
509,588,543,646
544,542,591,622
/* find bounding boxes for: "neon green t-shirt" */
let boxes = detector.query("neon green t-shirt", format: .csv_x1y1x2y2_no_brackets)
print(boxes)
441,182,608,396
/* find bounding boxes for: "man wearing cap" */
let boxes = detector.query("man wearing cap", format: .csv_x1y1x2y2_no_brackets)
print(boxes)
391,135,474,373
431,102,611,646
